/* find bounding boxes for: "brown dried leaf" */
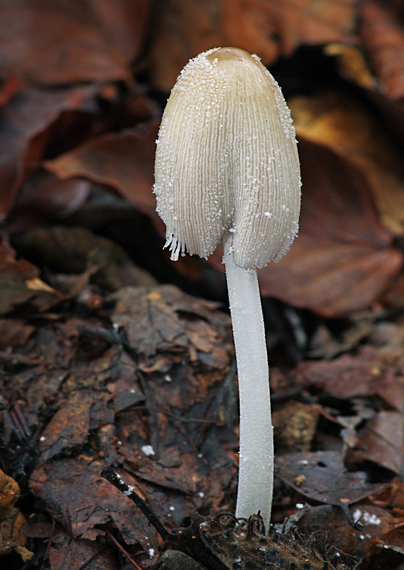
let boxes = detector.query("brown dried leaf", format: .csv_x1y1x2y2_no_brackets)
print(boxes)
0,0,134,86
0,468,20,509
0,76,21,108
110,285,228,363
29,455,157,549
324,43,378,91
0,86,96,219
0,242,61,316
295,347,404,408
290,91,404,236
297,504,393,557
7,172,91,230
346,411,404,475
13,225,157,292
359,525,404,569
360,0,404,100
150,0,357,90
275,451,385,505
0,318,35,348
38,392,93,461
49,540,117,570
45,123,160,223
86,0,151,64
257,137,402,316
0,507,30,559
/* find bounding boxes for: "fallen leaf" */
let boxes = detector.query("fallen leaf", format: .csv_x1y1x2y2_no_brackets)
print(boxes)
0,507,30,560
0,318,35,348
297,504,393,557
275,451,385,504
149,0,357,90
0,242,61,316
0,0,132,86
346,411,404,475
359,525,404,569
295,347,404,409
0,76,21,108
7,172,91,230
290,91,404,236
257,137,402,316
12,225,158,291
49,540,117,570
0,85,97,220
324,43,378,91
86,0,151,64
360,0,404,100
38,392,93,461
110,284,229,363
45,123,161,224
0,468,20,509
30,455,157,548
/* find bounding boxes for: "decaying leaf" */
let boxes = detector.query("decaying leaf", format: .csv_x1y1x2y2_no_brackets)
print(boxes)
295,347,404,404
49,539,117,570
275,451,385,505
0,0,134,86
360,0,404,100
0,469,33,561
290,91,404,236
297,504,393,558
257,137,402,316
149,0,357,90
0,85,96,220
45,122,161,224
346,411,404,475
13,225,158,292
0,242,61,315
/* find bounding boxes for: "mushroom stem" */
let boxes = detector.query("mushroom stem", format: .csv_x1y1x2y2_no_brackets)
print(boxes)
223,233,273,532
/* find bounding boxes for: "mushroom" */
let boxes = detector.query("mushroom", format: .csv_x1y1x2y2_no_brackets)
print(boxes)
153,47,301,532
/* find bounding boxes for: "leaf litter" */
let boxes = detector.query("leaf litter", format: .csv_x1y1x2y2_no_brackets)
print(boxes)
2,1,404,569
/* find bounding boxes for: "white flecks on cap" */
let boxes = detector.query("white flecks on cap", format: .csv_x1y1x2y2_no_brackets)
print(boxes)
153,47,301,270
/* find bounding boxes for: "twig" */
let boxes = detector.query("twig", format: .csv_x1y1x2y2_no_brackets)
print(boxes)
100,467,170,540
106,531,143,570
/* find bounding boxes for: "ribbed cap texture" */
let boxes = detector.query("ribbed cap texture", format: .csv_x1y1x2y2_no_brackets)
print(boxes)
154,47,301,269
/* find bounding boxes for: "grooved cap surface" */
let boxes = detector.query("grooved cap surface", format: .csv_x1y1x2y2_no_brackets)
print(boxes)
154,47,301,269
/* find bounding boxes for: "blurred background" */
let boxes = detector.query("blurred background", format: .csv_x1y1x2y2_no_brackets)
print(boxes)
2,0,404,332
2,2,404,569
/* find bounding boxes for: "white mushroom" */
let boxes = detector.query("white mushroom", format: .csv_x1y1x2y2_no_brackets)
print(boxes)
154,47,301,532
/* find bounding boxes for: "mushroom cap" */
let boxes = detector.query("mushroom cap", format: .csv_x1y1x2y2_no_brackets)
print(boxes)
154,47,301,269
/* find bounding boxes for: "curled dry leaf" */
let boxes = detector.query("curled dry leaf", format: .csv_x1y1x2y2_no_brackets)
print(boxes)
45,122,161,225
0,0,136,86
0,85,96,220
6,172,91,231
0,242,61,316
290,91,404,235
29,455,157,549
275,451,385,505
149,0,357,90
256,137,402,317
346,411,404,475
295,346,404,411
360,0,404,101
